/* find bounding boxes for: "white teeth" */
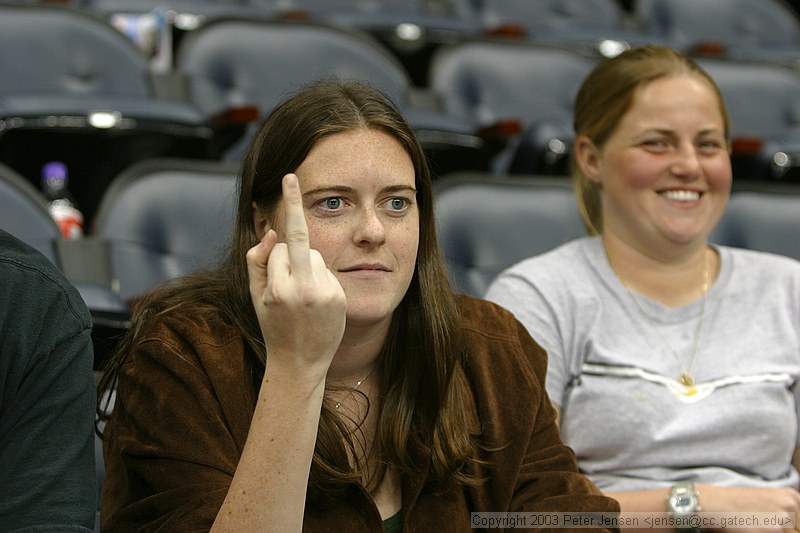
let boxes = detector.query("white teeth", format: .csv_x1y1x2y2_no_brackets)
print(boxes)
662,190,700,201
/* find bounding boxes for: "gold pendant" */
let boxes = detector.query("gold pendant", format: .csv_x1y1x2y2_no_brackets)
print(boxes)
679,372,697,395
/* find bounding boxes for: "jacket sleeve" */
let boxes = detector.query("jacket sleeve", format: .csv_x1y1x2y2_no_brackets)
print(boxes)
100,316,252,533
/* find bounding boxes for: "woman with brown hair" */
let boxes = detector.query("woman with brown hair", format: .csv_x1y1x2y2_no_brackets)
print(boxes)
98,79,617,532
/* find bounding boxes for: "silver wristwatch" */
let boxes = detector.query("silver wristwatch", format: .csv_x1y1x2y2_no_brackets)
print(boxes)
667,482,701,531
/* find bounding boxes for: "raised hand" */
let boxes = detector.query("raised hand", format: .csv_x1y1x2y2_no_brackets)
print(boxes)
214,173,348,533
246,173,347,382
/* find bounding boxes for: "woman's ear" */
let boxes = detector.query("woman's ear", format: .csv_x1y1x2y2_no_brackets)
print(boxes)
252,201,268,240
574,134,603,185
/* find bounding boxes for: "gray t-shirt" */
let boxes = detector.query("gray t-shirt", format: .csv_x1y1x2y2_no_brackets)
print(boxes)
486,236,800,492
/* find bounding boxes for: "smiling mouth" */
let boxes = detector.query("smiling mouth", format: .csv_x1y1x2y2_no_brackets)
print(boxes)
660,190,701,202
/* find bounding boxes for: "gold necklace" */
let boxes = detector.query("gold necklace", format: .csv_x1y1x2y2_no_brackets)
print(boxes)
623,251,710,394
334,366,375,410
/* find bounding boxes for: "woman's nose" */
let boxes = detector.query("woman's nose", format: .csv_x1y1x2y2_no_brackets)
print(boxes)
670,144,702,178
354,207,387,246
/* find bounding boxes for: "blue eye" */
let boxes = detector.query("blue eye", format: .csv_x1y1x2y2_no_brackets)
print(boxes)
389,198,407,210
323,198,342,210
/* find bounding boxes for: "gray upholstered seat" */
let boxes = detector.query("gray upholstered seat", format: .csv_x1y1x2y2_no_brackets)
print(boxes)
698,57,800,181
434,172,586,296
428,41,596,175
174,18,484,174
0,4,214,220
0,162,61,265
634,0,800,64
93,158,239,303
712,185,800,260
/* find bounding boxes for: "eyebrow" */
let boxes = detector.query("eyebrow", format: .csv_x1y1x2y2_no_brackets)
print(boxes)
302,184,418,197
642,127,724,137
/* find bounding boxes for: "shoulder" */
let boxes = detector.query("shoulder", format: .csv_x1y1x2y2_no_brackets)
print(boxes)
485,237,600,316
458,295,531,346
491,237,595,287
134,304,243,361
117,302,253,416
719,245,800,284
458,294,517,334
0,229,90,330
457,295,548,383
721,245,800,268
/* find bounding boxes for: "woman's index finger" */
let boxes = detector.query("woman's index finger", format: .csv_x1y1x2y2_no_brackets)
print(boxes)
281,173,312,276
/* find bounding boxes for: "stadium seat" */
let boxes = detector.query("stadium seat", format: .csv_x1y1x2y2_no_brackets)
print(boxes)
434,172,586,296
83,0,277,71
434,173,800,296
174,18,487,175
634,0,800,65
474,0,648,57
712,184,800,260
92,158,239,304
267,0,482,85
0,3,215,223
697,57,800,182
428,40,596,174
0,161,61,264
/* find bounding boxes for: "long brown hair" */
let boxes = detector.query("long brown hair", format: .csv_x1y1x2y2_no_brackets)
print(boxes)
98,79,477,498
572,44,731,235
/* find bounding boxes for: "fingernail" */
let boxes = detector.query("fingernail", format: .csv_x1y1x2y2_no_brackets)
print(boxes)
285,174,299,190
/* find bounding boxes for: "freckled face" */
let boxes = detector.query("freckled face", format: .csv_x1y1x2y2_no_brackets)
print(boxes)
578,75,732,251
284,128,419,329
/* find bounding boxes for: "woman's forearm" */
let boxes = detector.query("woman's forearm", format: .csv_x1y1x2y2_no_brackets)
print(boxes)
211,365,326,533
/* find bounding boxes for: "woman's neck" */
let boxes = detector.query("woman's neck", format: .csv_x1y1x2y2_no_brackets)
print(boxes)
328,321,389,384
602,233,717,307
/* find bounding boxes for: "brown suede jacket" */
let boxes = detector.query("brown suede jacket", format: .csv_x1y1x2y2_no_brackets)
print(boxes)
101,295,619,532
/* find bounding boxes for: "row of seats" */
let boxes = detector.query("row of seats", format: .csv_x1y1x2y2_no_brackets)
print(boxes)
3,2,800,227
0,159,237,309
0,3,487,226
67,0,800,79
2,1,800,230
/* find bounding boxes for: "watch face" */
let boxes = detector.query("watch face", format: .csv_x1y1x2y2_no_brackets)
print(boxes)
674,494,693,509
669,485,699,514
